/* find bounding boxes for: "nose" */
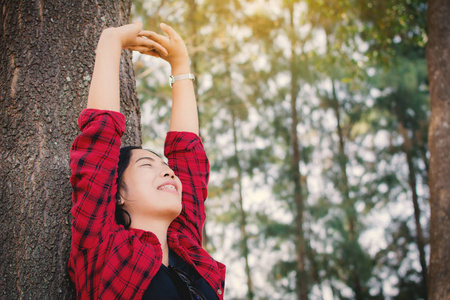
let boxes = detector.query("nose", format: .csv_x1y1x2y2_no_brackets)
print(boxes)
161,168,175,179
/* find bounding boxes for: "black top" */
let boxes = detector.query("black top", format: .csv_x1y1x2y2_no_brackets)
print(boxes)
142,250,219,300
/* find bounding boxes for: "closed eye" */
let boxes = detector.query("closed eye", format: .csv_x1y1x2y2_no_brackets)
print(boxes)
135,156,156,166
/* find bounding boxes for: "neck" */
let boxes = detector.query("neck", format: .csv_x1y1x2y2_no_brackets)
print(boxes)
130,217,171,266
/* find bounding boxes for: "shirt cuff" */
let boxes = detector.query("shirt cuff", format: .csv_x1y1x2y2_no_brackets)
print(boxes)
78,108,126,136
164,131,203,157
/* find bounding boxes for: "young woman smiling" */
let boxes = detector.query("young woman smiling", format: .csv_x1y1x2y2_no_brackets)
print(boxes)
69,22,225,299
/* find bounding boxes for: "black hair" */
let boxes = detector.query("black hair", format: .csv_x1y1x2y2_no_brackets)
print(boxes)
115,146,142,229
115,146,163,229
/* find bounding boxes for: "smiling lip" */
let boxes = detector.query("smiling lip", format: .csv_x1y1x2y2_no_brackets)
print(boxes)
157,181,179,194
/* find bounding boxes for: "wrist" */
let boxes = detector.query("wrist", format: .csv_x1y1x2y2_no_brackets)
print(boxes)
170,74,195,88
99,28,122,46
170,58,191,75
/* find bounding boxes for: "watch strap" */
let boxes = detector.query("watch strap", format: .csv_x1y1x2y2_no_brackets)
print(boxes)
170,73,195,88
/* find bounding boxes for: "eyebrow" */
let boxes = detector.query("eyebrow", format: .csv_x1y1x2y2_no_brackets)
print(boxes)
135,156,169,166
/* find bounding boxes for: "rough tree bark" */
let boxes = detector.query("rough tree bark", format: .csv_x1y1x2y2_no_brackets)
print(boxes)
0,1,140,298
426,0,450,299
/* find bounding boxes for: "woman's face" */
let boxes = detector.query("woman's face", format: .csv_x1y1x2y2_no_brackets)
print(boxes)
119,149,183,224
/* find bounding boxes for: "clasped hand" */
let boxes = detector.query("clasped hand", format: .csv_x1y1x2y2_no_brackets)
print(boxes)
109,21,190,68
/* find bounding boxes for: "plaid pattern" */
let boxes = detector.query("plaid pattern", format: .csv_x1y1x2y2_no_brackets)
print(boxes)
69,109,225,300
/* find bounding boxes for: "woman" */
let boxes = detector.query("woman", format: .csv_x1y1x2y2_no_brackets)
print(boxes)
69,21,226,299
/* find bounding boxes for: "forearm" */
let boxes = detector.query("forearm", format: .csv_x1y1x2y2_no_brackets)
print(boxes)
70,110,125,249
165,131,209,243
87,29,122,112
169,62,199,135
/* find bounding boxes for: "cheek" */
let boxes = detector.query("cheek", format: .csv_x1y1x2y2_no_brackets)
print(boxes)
179,181,183,197
122,172,155,199
176,177,183,193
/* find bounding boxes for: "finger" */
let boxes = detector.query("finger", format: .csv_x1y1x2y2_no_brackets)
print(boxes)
160,23,181,40
135,37,168,56
142,50,161,58
124,46,160,58
125,44,167,57
124,46,148,52
138,30,168,46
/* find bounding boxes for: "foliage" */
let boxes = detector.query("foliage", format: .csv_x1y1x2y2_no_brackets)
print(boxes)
131,0,429,299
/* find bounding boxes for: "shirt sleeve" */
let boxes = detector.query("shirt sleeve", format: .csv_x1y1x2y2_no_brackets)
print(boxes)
164,131,209,246
69,109,125,250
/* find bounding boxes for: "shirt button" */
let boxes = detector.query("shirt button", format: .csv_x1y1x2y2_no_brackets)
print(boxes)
217,289,222,295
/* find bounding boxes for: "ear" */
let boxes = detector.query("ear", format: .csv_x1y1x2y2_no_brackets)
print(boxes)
117,183,127,206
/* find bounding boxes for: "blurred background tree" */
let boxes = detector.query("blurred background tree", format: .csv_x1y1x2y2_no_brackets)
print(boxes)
130,0,438,299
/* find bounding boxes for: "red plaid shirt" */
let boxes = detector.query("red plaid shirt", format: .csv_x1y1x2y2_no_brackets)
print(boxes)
69,109,226,299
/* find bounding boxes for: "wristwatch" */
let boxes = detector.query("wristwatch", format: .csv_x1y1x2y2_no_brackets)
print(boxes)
169,74,195,88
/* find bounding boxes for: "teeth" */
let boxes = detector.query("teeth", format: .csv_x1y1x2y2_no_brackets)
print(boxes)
159,185,176,191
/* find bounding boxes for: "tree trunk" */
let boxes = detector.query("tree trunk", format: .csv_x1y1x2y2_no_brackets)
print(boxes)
291,69,308,300
186,0,201,130
222,45,255,299
397,123,428,298
185,0,210,251
426,0,450,299
330,80,363,300
0,1,140,298
230,110,255,300
288,4,308,300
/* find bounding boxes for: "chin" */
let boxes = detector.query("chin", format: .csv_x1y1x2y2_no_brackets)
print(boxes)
165,203,182,221
173,205,183,218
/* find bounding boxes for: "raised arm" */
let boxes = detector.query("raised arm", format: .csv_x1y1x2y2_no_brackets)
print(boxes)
70,23,169,250
87,22,168,111
134,25,206,243
137,23,199,135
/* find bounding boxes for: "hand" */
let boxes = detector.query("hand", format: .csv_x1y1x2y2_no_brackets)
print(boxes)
137,23,190,68
103,21,168,57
